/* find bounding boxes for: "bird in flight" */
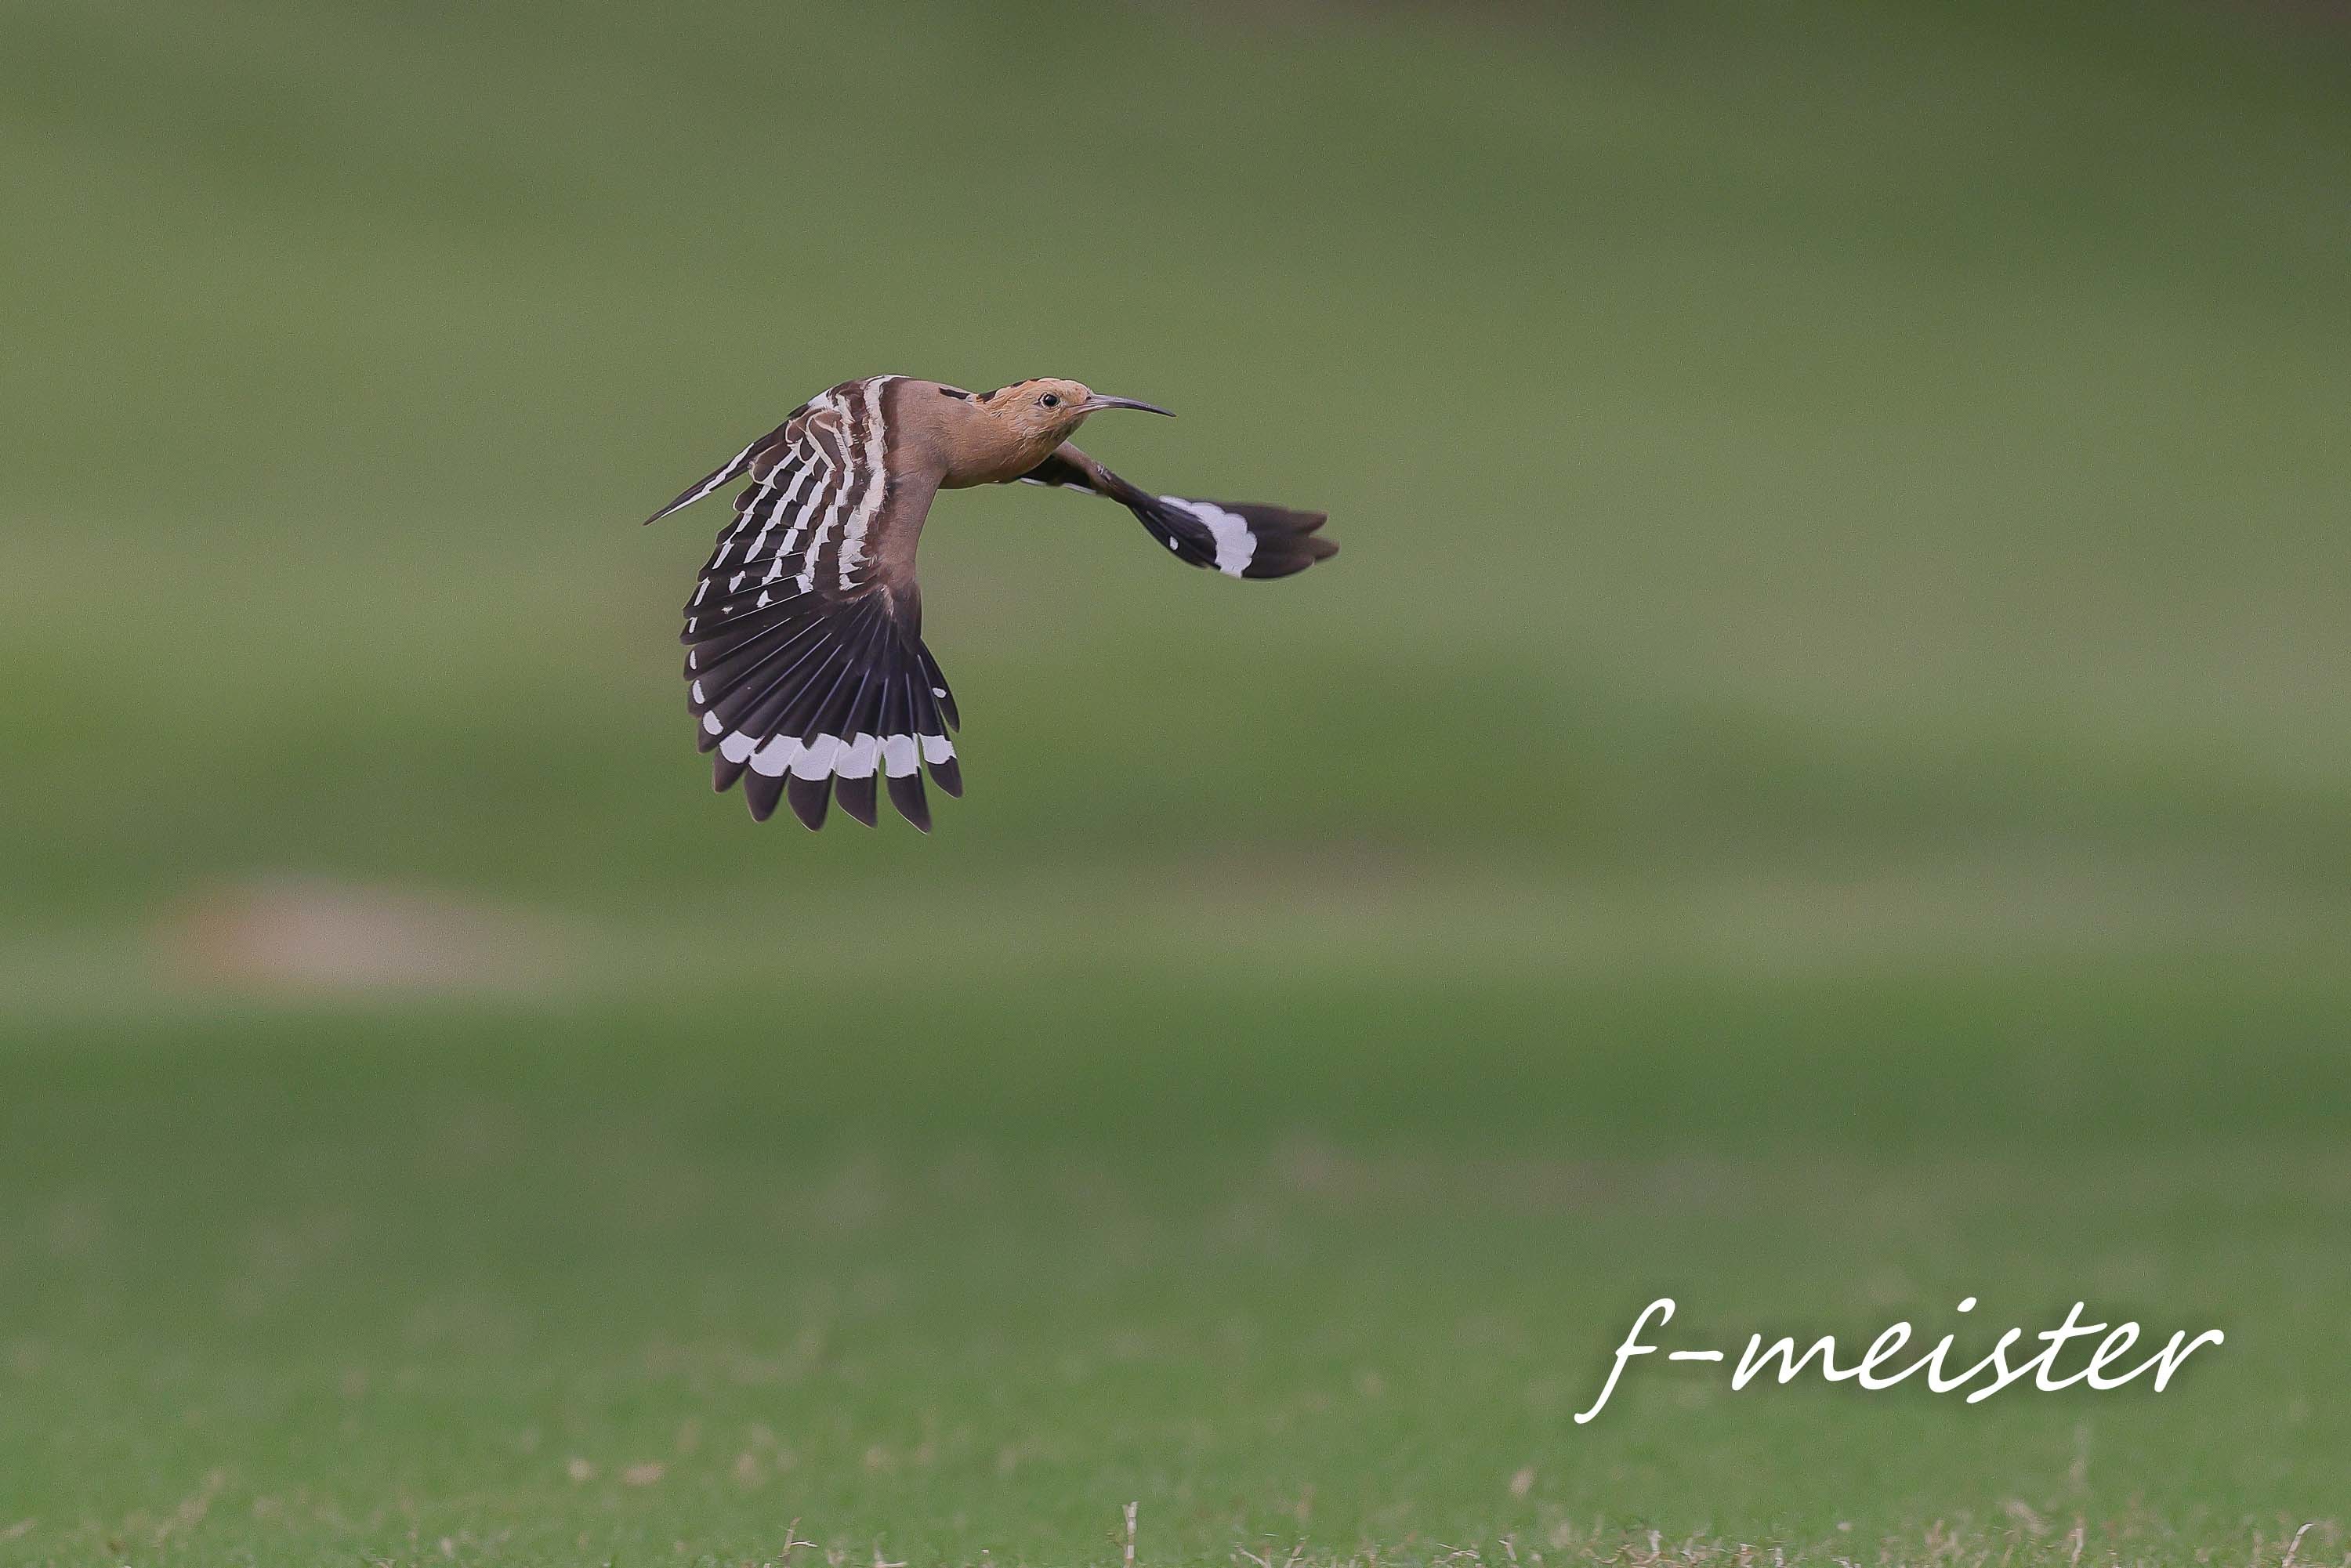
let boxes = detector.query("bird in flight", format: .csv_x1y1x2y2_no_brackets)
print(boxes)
645,375,1337,831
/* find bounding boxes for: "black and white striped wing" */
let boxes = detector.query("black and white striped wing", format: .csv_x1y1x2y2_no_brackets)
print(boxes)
648,377,961,831
1020,445,1337,580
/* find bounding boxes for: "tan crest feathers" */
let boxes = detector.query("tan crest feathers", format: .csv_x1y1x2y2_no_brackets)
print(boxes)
978,378,1090,408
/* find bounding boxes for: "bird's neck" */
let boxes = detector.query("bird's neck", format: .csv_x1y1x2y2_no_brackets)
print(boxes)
940,402,1072,488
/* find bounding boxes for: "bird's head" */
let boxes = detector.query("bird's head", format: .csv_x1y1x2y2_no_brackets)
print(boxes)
980,378,1173,444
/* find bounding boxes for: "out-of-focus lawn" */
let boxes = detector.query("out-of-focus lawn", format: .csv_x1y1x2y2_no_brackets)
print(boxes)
4,0,2347,926
2,0,2348,1561
5,975,2351,1564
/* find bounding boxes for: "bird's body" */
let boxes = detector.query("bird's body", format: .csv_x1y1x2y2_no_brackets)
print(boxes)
645,375,1335,831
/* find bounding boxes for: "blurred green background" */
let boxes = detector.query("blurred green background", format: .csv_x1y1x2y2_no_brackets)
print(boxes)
3,1,2348,1563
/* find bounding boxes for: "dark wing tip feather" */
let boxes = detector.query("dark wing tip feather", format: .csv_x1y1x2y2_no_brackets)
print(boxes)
743,769,785,822
786,773,833,831
1116,489,1337,581
835,772,879,827
917,646,961,732
886,770,932,832
1232,503,1337,579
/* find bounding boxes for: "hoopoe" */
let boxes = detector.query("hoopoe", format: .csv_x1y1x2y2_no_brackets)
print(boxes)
645,376,1337,831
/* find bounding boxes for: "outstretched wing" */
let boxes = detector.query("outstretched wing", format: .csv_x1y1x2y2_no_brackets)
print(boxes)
653,376,962,831
1020,444,1337,580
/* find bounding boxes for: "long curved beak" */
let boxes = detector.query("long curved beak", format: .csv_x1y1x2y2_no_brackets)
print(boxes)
1079,394,1174,417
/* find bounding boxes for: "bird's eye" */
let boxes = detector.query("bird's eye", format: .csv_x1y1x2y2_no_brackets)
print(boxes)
1038,393,1059,408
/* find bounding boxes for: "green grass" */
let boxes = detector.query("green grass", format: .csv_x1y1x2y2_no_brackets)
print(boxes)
5,975,2351,1565
6,967,2349,1564
4,0,2350,1560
